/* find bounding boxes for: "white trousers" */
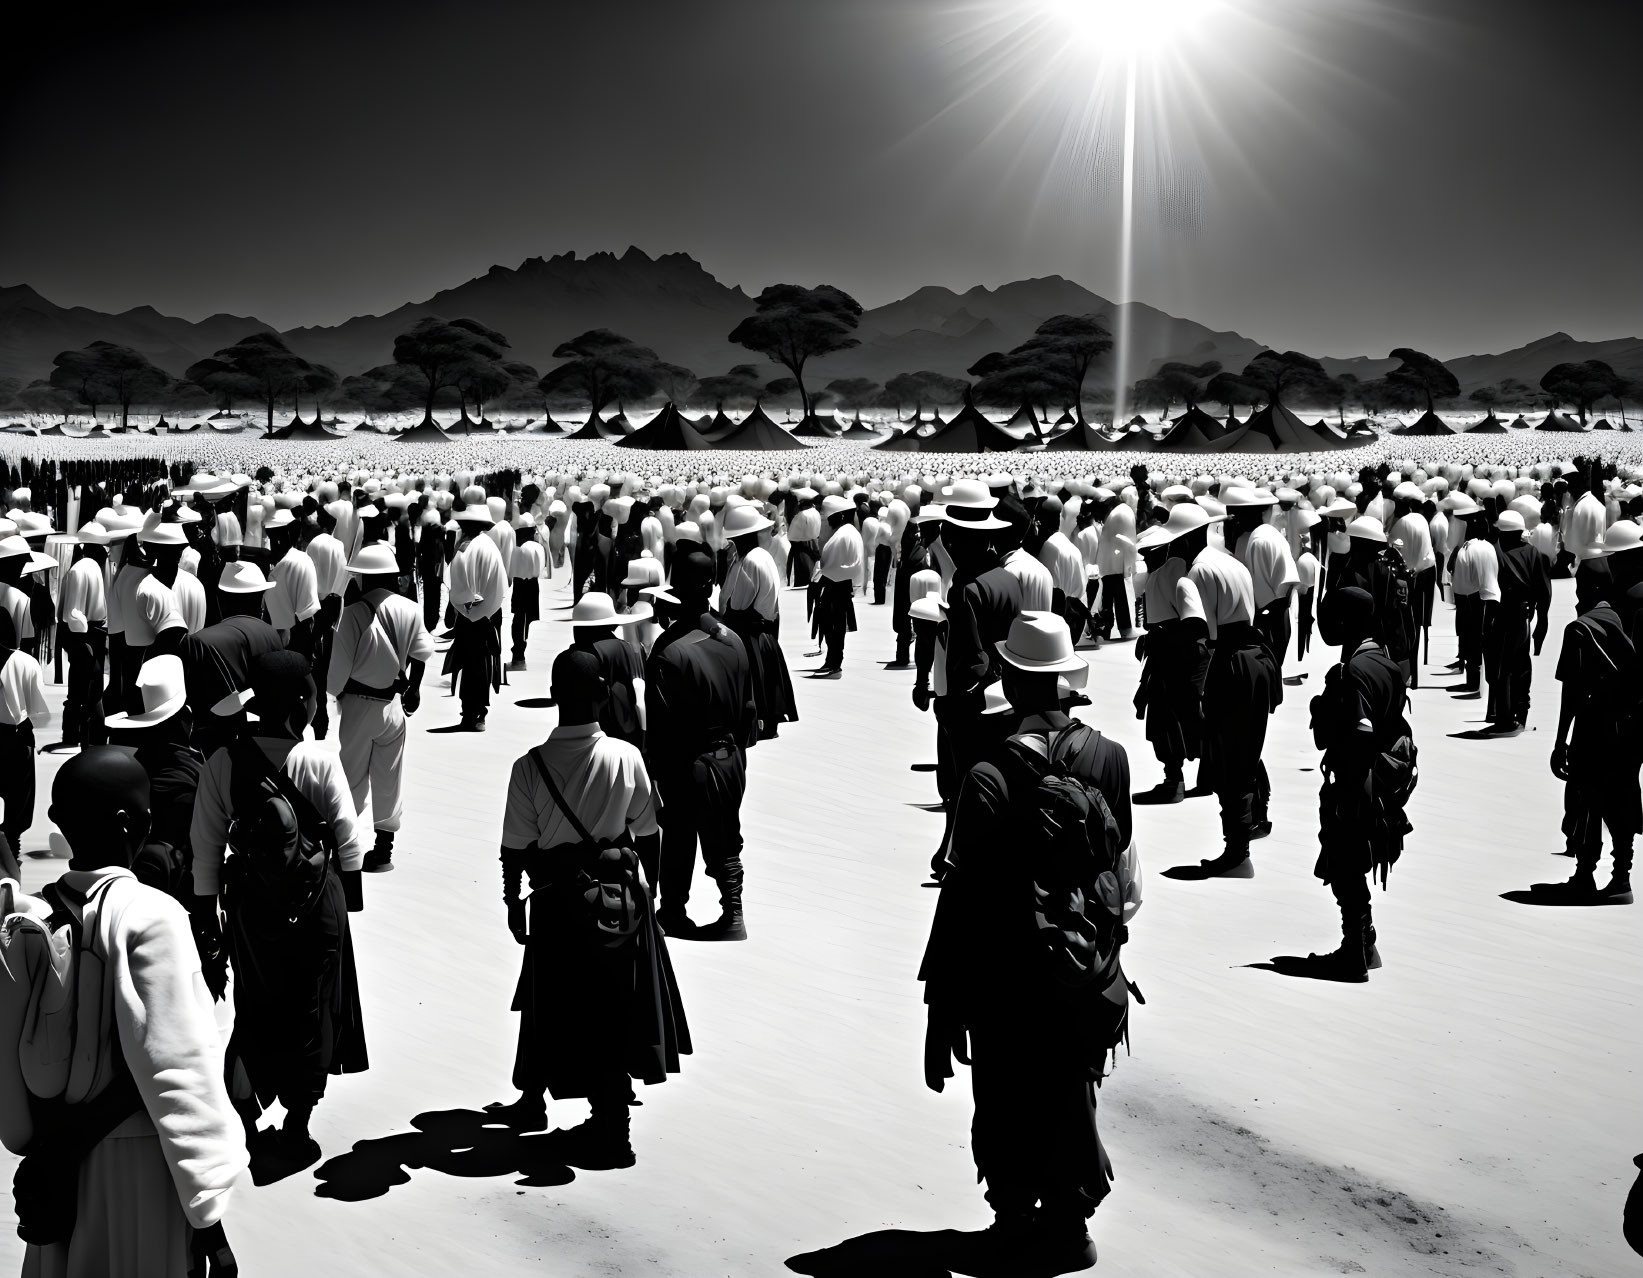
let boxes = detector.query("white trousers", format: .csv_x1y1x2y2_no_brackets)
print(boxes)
338,693,406,832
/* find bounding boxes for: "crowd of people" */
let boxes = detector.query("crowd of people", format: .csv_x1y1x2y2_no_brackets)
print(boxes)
1,442,1640,1276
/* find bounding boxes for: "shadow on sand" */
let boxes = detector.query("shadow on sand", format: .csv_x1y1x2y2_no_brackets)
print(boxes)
1244,957,1367,983
1499,888,1629,908
786,1228,971,1277
313,1108,574,1201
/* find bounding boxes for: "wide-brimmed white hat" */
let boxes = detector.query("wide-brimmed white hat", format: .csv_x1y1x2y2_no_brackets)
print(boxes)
346,544,399,575
621,551,665,588
1495,510,1526,533
1316,498,1358,520
560,591,648,627
995,610,1087,678
1135,502,1223,549
456,503,494,524
67,521,112,546
104,655,187,729
722,504,772,538
908,595,948,623
940,479,1008,531
1222,487,1278,508
265,508,297,530
138,522,188,546
1595,520,1643,557
1346,516,1387,543
218,561,274,593
820,495,855,519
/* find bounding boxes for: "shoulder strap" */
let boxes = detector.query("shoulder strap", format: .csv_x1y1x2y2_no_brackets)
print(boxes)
527,749,598,847
358,591,408,678
232,737,329,841
1049,723,1097,765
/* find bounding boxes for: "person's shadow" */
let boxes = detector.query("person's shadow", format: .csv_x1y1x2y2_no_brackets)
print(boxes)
313,1108,574,1201
786,1228,971,1277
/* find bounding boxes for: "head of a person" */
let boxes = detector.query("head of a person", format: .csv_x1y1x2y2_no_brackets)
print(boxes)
1168,523,1209,564
993,492,1029,555
551,647,607,727
50,748,151,871
246,650,317,740
998,611,1082,714
1318,585,1375,649
671,546,715,613
1566,471,1588,498
1138,541,1170,574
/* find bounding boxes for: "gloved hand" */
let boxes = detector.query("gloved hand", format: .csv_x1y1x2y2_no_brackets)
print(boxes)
1550,742,1570,781
13,1148,77,1246
342,869,364,913
912,683,931,712
188,1221,238,1277
923,1005,969,1094
190,904,228,1002
507,898,528,946
402,687,421,716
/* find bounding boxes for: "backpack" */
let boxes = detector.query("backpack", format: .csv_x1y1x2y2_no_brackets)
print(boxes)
528,751,644,949
225,739,336,923
1003,725,1143,1072
1377,549,1418,660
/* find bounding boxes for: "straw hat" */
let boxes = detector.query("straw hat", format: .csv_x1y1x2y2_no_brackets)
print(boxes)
1134,502,1223,549
104,656,187,729
218,561,274,593
345,544,399,575
995,611,1087,679
723,505,772,538
560,592,648,627
1346,516,1387,543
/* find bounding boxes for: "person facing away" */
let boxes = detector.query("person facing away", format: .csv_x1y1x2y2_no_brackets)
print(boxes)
3,749,246,1277
489,648,689,1170
0,608,51,867
189,651,368,1179
920,611,1132,1278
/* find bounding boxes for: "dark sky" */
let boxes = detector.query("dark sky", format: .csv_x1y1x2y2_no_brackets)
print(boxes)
4,0,1639,359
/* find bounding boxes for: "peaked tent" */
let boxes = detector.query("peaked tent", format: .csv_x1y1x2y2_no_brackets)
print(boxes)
1040,423,1110,452
615,403,713,450
1535,410,1584,432
272,418,341,441
791,413,837,438
699,409,739,442
1592,418,1616,431
1395,410,1455,436
1507,415,1532,430
712,403,807,451
1152,406,1228,451
914,399,1023,453
872,424,925,452
603,410,635,435
395,420,453,443
1217,401,1368,453
561,409,623,441
1467,412,1507,434
1003,401,1044,442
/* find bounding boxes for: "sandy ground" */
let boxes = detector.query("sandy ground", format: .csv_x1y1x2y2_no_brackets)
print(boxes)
1,567,1639,1276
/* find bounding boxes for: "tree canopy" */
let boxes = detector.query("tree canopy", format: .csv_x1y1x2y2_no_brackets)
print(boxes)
1385,348,1459,413
538,329,662,415
50,341,171,429
392,316,511,425
728,284,863,418
692,364,764,411
967,314,1113,424
882,370,970,417
187,332,319,432
1540,359,1624,423
822,377,882,410
1130,360,1222,416
1207,350,1332,410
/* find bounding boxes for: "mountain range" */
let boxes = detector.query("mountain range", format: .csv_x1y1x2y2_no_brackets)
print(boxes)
4,249,1640,402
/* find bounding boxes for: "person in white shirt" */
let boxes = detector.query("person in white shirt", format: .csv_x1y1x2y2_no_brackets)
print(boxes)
1447,499,1499,694
306,506,351,742
1094,491,1138,640
1162,509,1278,879
508,514,548,672
1427,497,1451,597
6,751,246,1278
1223,490,1300,681
328,545,436,874
0,609,51,861
59,521,113,747
189,650,368,1174
444,503,508,730
812,495,863,675
720,503,797,739
1389,485,1437,664
265,508,321,653
1033,496,1089,643
997,489,1055,615
489,647,687,1166
1562,470,1610,610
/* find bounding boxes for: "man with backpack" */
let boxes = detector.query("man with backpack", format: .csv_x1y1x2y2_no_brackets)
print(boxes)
2,748,245,1276
327,543,435,875
189,650,368,1178
489,647,689,1167
177,560,285,761
920,611,1137,1277
1305,587,1415,980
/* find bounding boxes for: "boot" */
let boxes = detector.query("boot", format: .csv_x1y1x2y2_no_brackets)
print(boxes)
1304,905,1372,981
655,906,697,939
545,1105,634,1170
506,657,527,673
363,830,394,873
1603,844,1635,904
482,1093,549,1131
1530,867,1598,901
965,1210,1040,1278
698,861,747,941
1134,774,1185,805
1200,844,1253,878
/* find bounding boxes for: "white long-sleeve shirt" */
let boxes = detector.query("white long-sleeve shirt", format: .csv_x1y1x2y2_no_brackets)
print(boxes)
0,648,50,727
1562,492,1606,563
305,531,348,600
721,545,781,619
191,737,366,892
1003,546,1054,611
119,570,181,646
1037,532,1085,601
510,540,547,581
450,533,508,620
1451,538,1501,602
819,523,864,583
1096,504,1138,576
172,568,207,635
1235,523,1300,610
59,556,108,633
1185,545,1255,639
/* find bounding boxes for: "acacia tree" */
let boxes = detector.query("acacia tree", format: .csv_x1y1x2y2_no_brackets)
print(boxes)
187,333,317,432
693,365,764,411
18,380,76,421
823,377,882,412
50,342,171,429
1385,348,1460,413
966,314,1113,428
881,370,970,419
1130,359,1223,418
392,316,511,425
1212,350,1332,409
1468,386,1501,412
728,284,863,419
456,358,538,424
1540,360,1623,423
538,329,661,417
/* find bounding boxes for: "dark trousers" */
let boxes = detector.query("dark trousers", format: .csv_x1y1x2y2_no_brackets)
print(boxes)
815,580,853,668
419,572,442,631
117,639,146,716
1204,639,1275,847
1484,611,1532,726
1296,588,1315,660
511,608,530,662
1454,593,1483,685
969,1025,1109,1222
1255,600,1291,669
1563,765,1641,873
454,615,498,721
0,723,37,850
872,545,892,604
61,626,107,747
1097,575,1131,637
311,596,342,738
656,747,746,915
789,542,818,587
103,633,127,718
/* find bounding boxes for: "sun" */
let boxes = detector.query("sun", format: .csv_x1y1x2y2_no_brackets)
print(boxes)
1034,0,1226,59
